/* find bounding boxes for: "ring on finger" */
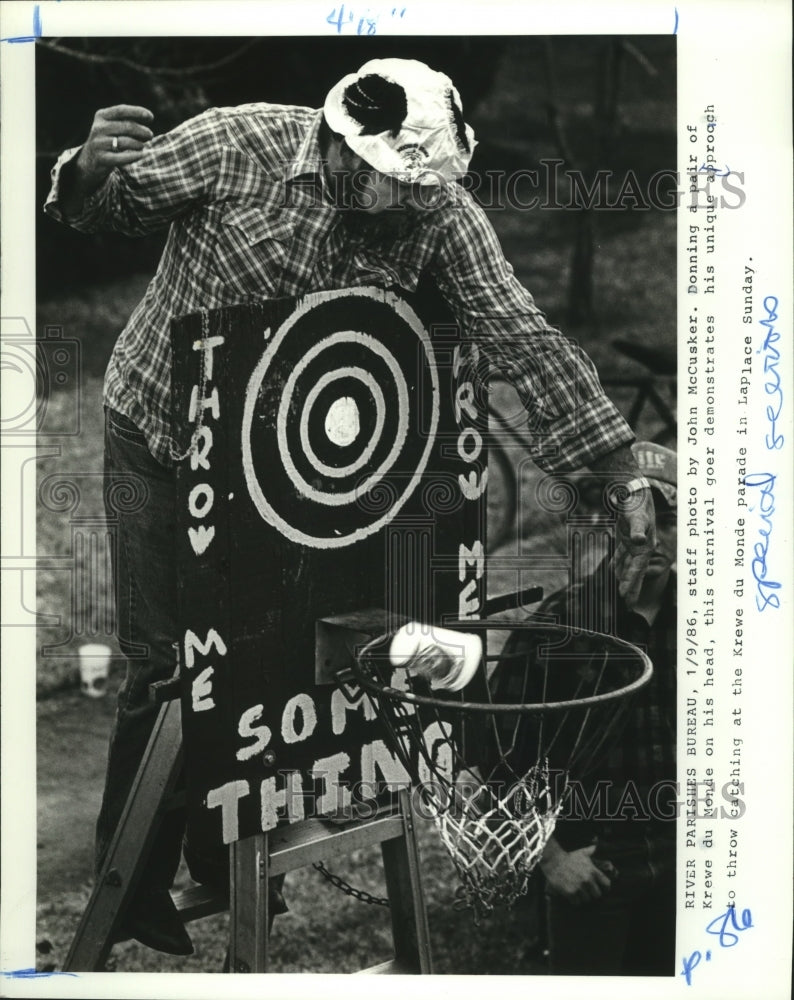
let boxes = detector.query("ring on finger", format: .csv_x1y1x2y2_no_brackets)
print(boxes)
112,136,119,152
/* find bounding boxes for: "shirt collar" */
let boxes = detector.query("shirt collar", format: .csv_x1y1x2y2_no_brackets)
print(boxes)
284,110,325,185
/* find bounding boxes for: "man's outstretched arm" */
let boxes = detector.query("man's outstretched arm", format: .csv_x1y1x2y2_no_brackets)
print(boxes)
431,191,655,602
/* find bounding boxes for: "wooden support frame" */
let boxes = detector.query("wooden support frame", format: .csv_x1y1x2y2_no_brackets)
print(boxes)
227,788,433,974
64,698,432,974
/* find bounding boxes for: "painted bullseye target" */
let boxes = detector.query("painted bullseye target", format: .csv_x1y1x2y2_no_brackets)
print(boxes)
281,336,406,502
301,368,385,478
323,395,360,447
241,288,439,548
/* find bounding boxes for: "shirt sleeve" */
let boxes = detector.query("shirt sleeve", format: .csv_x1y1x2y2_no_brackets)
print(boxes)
430,190,634,473
43,107,229,237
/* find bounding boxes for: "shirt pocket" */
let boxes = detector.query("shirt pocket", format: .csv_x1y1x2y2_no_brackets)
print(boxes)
214,205,294,298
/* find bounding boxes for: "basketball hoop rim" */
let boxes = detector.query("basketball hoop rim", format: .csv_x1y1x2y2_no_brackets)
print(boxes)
351,626,654,714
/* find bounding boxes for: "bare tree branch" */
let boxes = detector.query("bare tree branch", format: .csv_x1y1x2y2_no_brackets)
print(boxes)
620,40,659,78
36,38,262,78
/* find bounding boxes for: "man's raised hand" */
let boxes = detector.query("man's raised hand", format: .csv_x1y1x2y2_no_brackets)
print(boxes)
76,105,155,189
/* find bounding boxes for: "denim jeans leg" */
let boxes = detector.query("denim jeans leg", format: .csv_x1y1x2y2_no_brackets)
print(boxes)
545,831,676,976
546,884,633,975
95,408,185,891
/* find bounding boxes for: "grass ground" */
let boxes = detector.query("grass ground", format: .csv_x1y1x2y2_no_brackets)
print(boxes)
34,37,675,975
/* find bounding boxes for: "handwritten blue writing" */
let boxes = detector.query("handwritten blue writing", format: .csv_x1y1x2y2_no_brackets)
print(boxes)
758,295,783,450
326,4,406,35
0,4,41,43
744,472,781,611
698,164,731,177
2,968,77,979
681,904,753,985
705,904,754,946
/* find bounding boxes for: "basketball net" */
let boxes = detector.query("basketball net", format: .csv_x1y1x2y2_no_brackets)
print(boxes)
352,624,652,917
428,761,566,913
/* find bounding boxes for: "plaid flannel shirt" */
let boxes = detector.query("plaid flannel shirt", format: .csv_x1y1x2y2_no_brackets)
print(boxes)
45,103,633,468
536,562,677,843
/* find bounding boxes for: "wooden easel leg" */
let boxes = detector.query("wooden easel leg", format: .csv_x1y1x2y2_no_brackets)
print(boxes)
63,698,184,972
379,789,433,974
228,833,270,973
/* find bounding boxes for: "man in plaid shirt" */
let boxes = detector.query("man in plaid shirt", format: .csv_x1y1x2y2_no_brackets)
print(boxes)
46,58,656,955
534,441,678,976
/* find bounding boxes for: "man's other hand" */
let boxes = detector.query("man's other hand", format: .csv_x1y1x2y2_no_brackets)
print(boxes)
541,843,614,905
612,485,656,606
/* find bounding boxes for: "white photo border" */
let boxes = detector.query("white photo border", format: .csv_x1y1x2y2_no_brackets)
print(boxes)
1,2,791,998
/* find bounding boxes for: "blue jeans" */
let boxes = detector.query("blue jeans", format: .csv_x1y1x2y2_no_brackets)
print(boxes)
545,824,676,976
95,408,184,890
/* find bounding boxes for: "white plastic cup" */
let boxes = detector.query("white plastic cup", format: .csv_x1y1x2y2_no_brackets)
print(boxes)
78,643,112,698
389,623,482,692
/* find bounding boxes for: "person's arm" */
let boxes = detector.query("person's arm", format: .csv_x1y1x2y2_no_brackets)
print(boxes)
539,836,613,904
431,190,634,472
431,190,654,602
45,104,227,236
56,105,155,220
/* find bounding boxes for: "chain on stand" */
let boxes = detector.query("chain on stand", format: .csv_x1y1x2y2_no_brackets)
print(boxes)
313,861,390,907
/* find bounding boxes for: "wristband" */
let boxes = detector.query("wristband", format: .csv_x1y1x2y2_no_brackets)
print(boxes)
624,477,650,494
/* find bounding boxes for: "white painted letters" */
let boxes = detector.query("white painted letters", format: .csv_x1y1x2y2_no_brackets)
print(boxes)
206,779,249,844
281,693,318,744
191,666,215,712
189,425,213,472
236,704,272,762
311,753,352,815
188,385,220,423
360,739,410,789
454,343,486,620
188,483,214,519
184,627,227,669
186,334,225,556
330,685,377,735
458,541,485,582
260,772,305,831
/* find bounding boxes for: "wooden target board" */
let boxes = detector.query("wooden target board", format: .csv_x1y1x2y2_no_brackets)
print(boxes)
171,286,488,850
